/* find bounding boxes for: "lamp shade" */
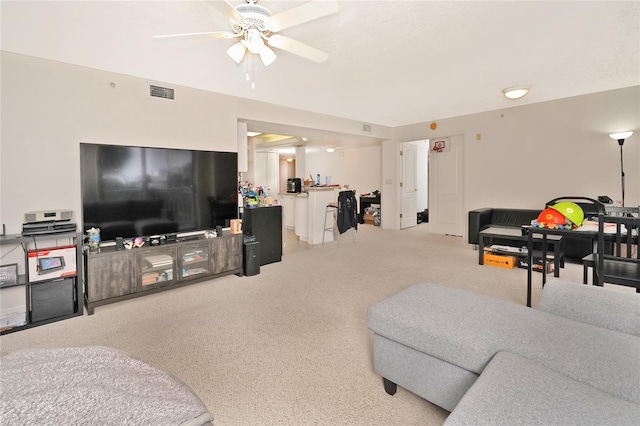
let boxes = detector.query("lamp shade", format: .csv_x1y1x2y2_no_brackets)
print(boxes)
609,131,633,140
227,42,247,64
259,45,277,66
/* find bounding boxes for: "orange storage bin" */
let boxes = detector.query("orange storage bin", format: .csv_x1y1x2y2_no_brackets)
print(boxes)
484,253,516,269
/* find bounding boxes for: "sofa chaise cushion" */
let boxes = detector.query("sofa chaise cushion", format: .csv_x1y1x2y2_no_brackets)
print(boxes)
444,351,640,426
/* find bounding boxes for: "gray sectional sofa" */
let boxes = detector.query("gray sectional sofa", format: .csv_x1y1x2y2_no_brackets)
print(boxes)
367,280,640,425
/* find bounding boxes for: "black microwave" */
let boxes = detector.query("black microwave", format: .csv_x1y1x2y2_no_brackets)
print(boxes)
286,178,302,193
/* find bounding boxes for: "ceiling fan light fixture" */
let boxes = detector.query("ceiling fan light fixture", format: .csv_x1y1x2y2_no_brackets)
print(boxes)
259,45,277,67
243,29,265,54
227,41,247,64
502,86,529,100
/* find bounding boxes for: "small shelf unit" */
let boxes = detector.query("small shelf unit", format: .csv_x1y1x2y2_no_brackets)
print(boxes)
0,231,83,335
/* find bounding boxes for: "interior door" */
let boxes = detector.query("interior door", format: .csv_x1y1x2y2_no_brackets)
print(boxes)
401,142,418,229
429,135,464,236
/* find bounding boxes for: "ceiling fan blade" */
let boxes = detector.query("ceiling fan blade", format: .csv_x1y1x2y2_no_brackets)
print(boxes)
270,0,339,32
152,31,238,42
202,0,242,22
268,34,329,63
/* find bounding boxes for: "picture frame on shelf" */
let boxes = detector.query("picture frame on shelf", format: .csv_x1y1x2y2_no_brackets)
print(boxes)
0,263,19,288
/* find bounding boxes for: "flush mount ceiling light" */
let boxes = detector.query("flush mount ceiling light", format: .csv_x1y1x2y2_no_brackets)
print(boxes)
326,147,335,153
502,86,529,100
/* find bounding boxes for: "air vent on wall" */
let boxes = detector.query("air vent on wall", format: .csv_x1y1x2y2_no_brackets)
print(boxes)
149,84,175,100
362,124,372,133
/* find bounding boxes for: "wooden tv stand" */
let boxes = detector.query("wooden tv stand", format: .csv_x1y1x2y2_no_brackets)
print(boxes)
84,233,242,314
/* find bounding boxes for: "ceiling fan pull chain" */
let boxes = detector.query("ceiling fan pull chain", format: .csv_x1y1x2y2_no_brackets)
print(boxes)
251,55,256,89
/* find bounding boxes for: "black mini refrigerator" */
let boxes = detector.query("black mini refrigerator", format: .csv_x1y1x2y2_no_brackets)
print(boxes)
242,206,282,265
30,278,75,323
243,240,261,276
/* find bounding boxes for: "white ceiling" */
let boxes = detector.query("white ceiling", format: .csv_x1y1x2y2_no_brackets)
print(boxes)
2,1,639,150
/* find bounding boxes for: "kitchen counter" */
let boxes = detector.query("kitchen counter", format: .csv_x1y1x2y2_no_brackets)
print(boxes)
306,187,341,244
279,187,346,244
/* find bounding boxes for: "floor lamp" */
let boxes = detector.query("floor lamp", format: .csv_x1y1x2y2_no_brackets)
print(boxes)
608,131,633,207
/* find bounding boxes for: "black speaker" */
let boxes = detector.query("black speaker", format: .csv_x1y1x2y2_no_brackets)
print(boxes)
116,237,124,251
243,241,260,276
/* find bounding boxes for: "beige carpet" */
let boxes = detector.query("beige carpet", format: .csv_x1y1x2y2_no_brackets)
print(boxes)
0,224,592,425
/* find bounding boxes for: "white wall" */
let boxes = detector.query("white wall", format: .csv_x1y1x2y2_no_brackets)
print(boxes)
0,52,389,234
2,52,638,236
304,146,381,197
1,52,241,234
392,86,640,225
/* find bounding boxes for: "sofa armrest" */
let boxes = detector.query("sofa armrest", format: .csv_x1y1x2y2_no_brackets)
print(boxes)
468,208,493,245
537,279,640,337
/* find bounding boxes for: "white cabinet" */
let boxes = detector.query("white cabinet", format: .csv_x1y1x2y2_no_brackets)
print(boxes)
280,194,296,229
295,195,309,241
254,151,279,195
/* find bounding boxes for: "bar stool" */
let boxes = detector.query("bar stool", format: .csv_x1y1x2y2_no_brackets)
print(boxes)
322,202,338,244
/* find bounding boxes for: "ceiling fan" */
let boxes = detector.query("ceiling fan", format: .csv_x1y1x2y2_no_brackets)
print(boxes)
153,0,339,67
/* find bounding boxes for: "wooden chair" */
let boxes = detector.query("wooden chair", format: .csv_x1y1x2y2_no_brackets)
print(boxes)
595,214,640,292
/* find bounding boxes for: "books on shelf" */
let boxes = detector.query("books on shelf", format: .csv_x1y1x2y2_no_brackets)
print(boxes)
144,254,173,268
182,250,207,263
182,267,209,277
142,268,173,285
142,272,159,285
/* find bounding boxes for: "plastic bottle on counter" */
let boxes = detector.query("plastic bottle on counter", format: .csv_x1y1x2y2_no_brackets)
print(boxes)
316,174,321,185
326,176,331,185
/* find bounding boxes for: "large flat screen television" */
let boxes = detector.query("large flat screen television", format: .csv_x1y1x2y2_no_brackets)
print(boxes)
80,143,238,241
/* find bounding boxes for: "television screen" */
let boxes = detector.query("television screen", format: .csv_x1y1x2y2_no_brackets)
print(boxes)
80,143,238,241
